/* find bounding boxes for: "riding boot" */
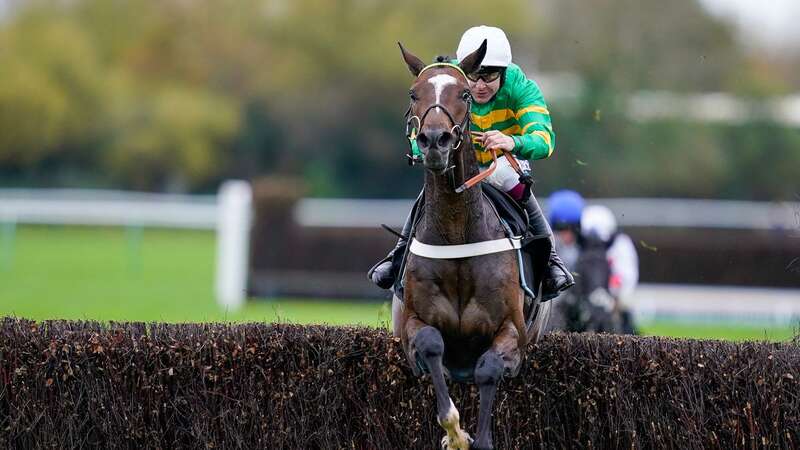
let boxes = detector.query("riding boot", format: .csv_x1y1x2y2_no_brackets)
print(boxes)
367,193,420,289
522,194,575,301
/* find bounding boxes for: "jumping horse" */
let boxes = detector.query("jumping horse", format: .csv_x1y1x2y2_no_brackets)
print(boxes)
392,41,551,450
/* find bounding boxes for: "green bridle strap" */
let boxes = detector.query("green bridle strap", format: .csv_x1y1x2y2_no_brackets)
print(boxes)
409,136,422,159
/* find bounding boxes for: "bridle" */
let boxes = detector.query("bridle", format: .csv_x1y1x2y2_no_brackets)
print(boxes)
403,62,499,193
405,101,471,165
404,63,472,167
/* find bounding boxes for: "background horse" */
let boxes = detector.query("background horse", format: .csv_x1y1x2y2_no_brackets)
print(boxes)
393,41,550,450
547,236,621,333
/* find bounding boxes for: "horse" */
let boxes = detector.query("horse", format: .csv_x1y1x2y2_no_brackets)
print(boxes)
392,40,551,450
547,235,621,333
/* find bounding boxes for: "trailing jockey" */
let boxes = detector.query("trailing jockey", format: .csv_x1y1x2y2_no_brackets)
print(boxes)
548,189,586,273
581,205,640,334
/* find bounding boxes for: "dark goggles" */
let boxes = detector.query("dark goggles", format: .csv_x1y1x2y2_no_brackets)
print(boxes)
466,68,504,83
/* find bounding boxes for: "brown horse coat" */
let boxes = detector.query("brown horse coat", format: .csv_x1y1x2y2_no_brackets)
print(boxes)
393,41,550,450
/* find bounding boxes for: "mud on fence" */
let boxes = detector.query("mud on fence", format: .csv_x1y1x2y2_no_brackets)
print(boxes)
1,318,798,449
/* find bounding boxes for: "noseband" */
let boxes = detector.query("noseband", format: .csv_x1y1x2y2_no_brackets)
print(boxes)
405,101,472,165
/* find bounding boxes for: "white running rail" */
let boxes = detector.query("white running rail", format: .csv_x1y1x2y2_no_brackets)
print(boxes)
295,197,800,231
0,181,252,311
0,188,218,229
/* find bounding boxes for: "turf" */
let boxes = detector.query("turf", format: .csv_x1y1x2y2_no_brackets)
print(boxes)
0,225,795,341
0,225,391,325
637,320,797,342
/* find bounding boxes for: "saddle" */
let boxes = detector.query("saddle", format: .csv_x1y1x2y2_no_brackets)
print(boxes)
481,183,528,237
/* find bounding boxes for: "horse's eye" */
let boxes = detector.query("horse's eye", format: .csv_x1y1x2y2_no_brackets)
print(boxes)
461,90,472,102
409,90,418,101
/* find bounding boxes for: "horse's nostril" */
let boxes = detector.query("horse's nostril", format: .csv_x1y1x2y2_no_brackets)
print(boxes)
418,129,451,149
417,132,430,148
437,132,453,148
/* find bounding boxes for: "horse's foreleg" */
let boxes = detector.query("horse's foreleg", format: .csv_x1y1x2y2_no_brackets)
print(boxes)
473,321,521,450
406,319,471,450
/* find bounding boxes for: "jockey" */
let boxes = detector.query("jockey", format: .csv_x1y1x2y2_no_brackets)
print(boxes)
548,189,585,272
369,25,574,301
580,205,640,333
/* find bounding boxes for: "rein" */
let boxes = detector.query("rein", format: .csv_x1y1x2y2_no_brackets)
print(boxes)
404,62,499,193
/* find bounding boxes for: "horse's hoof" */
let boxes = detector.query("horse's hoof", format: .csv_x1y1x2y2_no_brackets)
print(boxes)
441,433,473,450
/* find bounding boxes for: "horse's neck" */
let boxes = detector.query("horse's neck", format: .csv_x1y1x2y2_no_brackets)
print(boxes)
420,141,490,245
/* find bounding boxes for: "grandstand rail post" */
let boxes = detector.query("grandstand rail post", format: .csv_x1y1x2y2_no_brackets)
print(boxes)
215,180,253,312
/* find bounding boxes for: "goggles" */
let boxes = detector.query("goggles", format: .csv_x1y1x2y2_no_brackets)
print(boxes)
466,68,504,83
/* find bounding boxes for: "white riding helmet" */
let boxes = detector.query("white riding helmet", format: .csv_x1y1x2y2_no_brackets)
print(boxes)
456,25,512,67
581,205,618,242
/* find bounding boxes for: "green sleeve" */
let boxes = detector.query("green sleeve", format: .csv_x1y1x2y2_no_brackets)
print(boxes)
509,74,555,161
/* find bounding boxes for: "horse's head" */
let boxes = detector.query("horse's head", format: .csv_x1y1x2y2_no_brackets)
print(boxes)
576,236,612,297
398,40,486,172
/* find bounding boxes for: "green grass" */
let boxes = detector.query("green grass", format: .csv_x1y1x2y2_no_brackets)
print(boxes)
638,321,797,342
0,225,796,342
0,225,390,325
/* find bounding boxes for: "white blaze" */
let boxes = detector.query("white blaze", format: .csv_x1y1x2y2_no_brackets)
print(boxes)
428,74,457,106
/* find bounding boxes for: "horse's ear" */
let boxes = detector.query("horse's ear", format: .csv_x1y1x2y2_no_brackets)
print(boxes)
398,42,426,77
458,39,487,75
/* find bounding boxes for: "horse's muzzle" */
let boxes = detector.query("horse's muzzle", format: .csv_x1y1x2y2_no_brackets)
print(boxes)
419,129,454,171
418,129,456,152
424,155,448,172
